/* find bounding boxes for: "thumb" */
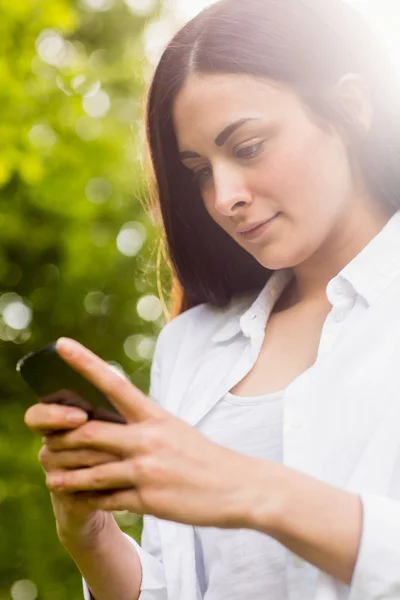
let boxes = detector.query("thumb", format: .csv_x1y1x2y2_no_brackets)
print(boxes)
56,337,163,423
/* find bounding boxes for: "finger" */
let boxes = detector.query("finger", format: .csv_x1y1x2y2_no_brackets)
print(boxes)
87,489,143,514
44,420,154,457
46,461,136,493
39,446,116,471
44,420,135,455
25,403,88,434
55,338,163,423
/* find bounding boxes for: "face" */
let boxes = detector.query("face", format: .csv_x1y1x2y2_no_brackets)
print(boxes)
173,72,359,270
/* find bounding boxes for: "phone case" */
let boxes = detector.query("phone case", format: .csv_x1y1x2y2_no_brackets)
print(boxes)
17,344,125,424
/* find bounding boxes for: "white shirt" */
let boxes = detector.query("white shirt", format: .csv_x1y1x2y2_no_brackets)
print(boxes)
194,389,287,599
83,210,400,600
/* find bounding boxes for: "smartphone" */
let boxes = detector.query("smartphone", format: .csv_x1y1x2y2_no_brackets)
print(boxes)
17,343,125,424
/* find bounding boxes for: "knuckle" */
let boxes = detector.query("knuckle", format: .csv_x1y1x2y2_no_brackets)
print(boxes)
153,416,171,438
79,422,99,444
137,423,165,453
38,445,49,467
108,376,129,399
98,495,114,511
137,485,161,514
92,467,106,486
44,433,61,450
134,456,150,479
144,426,160,447
138,431,156,453
131,428,148,453
79,449,94,466
60,450,78,468
139,487,157,508
135,455,160,482
90,451,113,466
81,450,101,467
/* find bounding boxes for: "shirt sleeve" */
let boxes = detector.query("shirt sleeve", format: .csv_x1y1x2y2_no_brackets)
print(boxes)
349,493,400,599
83,524,167,600
82,329,169,599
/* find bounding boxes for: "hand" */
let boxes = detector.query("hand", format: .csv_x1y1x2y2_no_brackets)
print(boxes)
24,402,117,544
43,338,272,529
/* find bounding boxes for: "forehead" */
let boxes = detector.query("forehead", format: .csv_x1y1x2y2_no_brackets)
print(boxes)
172,73,299,147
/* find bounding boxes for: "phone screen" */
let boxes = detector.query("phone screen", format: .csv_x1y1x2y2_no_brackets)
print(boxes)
17,344,125,423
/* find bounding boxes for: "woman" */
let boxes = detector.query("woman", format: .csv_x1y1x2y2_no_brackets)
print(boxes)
24,0,400,599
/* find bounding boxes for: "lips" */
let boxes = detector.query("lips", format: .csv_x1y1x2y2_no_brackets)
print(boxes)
236,213,279,242
236,215,277,235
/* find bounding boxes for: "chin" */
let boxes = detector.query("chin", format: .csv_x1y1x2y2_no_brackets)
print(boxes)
256,250,296,271
256,240,314,271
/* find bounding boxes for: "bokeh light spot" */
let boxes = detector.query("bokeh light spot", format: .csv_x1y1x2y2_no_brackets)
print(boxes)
36,30,66,66
82,0,115,11
71,74,87,91
83,88,111,118
29,124,57,150
84,291,110,315
116,222,146,257
86,178,113,204
83,80,101,98
3,301,32,330
125,0,157,16
136,295,163,322
10,580,38,600
124,334,156,361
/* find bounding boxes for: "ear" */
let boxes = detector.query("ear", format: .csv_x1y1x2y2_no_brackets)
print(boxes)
333,73,373,135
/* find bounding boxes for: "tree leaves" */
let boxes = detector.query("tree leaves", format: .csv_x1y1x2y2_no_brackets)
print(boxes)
0,0,165,597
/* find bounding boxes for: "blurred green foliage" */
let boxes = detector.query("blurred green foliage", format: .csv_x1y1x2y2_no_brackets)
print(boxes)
0,0,170,597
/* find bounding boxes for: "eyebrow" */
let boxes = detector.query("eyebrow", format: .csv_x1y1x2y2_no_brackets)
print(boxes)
215,117,260,146
179,117,261,160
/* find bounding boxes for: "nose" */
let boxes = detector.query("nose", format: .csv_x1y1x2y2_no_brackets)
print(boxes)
212,165,252,216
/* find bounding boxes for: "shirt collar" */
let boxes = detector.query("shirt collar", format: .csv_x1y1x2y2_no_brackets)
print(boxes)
212,210,400,344
211,269,293,344
336,210,400,307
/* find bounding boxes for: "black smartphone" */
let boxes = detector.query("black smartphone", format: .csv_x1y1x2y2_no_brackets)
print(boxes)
17,343,125,424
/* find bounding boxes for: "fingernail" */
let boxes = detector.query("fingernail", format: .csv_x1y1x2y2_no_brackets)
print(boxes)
66,411,87,423
47,474,64,488
56,337,77,356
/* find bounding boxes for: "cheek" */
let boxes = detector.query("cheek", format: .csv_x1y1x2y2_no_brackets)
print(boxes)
254,134,352,268
268,129,350,218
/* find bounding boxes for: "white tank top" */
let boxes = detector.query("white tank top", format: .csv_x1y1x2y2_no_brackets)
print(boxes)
194,389,290,599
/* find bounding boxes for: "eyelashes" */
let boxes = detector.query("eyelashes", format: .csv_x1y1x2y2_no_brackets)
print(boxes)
192,166,212,185
192,140,266,186
235,141,264,159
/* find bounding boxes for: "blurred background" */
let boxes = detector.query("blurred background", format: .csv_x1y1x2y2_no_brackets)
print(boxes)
0,0,399,598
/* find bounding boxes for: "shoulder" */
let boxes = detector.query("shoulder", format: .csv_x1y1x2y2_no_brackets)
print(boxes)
149,293,253,407
153,292,254,367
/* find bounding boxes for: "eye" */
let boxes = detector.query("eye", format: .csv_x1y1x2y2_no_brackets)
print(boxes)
235,141,264,159
193,165,212,185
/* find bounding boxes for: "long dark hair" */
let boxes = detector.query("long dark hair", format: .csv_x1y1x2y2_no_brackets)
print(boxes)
144,0,400,317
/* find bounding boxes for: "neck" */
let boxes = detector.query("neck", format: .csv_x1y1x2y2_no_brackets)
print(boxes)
292,201,395,303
